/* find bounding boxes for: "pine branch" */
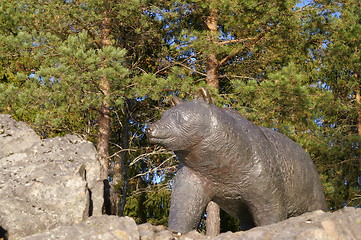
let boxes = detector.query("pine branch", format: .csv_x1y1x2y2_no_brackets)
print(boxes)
216,37,257,45
219,23,280,66
173,61,207,77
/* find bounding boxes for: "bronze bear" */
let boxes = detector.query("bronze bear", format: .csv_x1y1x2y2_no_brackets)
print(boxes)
146,88,326,233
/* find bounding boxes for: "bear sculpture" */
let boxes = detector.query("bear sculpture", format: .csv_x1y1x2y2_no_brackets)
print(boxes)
146,88,326,233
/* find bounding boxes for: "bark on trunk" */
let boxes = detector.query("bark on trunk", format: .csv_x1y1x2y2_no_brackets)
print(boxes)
98,2,112,213
205,9,220,90
97,100,111,180
98,1,112,180
204,7,221,236
98,86,111,214
206,54,219,90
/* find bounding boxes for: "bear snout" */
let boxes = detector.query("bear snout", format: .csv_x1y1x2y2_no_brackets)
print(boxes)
146,124,163,142
145,125,154,138
145,123,172,145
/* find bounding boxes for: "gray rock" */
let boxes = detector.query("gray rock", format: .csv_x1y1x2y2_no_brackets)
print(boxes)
15,204,361,240
0,114,103,240
135,208,361,240
179,230,205,240
138,223,156,240
0,114,40,158
21,216,139,240
138,223,176,240
212,207,361,240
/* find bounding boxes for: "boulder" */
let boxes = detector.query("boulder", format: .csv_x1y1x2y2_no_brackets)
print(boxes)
0,115,103,240
0,114,40,158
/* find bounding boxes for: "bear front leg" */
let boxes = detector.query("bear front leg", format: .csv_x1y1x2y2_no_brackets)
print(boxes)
245,184,287,227
168,165,212,233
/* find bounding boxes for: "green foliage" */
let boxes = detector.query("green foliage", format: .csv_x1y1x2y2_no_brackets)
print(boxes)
1,30,129,137
230,63,316,129
125,185,171,225
310,0,361,209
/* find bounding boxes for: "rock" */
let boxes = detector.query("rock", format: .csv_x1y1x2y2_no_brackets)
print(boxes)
212,207,361,240
21,216,139,240
179,230,205,240
0,114,40,158
138,223,176,240
19,208,361,240
0,114,103,240
138,223,157,240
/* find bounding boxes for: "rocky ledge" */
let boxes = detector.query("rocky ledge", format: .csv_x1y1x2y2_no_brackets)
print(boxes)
21,207,361,240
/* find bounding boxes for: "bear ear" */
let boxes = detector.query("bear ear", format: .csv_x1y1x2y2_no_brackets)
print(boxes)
195,87,212,104
171,96,184,106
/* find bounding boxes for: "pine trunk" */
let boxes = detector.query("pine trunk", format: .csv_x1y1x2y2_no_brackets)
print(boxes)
206,53,219,90
98,1,112,180
205,8,220,91
98,2,112,213
204,7,221,236
97,99,111,180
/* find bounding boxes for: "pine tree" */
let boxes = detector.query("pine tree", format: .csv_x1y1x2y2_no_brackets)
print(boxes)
0,0,170,215
310,0,361,208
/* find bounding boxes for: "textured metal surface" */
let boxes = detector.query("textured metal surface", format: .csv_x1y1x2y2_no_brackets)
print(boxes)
147,88,326,233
